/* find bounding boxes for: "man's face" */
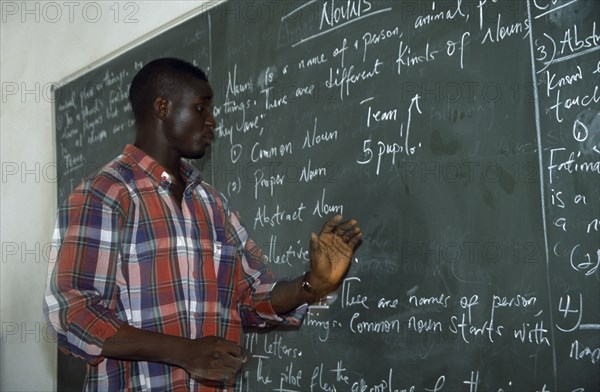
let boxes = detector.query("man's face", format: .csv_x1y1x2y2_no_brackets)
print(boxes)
163,78,215,159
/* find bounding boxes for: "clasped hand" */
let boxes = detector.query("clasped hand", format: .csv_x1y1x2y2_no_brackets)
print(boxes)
181,336,248,386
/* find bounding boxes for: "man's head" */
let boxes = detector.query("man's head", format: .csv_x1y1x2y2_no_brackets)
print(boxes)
129,58,216,160
129,58,209,122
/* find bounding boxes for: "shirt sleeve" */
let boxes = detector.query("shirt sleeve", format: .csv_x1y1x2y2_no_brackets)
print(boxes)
223,197,308,327
44,182,127,365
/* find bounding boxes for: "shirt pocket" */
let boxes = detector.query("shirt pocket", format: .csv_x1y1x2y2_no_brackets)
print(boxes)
127,237,171,265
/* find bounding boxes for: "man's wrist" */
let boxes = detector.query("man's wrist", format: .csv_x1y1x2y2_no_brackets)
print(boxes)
301,271,317,293
102,324,190,368
301,271,325,303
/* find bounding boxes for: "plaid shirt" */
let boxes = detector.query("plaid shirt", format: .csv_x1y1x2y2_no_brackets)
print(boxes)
44,144,306,391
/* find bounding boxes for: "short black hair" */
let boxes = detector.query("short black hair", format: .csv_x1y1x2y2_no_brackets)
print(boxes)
129,58,208,121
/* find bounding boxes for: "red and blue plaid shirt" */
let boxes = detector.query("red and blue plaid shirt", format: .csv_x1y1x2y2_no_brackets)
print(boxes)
45,144,306,391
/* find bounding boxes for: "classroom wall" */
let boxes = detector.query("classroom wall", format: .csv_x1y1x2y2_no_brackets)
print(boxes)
0,2,210,390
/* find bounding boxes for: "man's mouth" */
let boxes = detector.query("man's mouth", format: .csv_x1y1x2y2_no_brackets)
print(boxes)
203,130,214,145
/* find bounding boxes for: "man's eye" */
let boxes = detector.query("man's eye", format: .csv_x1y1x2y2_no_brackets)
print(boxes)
197,104,213,113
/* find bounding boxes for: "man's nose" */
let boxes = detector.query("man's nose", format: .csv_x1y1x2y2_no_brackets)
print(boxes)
205,111,216,128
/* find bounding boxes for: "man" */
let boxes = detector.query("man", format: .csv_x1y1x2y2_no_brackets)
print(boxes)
45,58,362,391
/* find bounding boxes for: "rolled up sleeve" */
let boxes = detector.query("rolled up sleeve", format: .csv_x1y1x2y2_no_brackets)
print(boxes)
44,186,126,365
224,201,307,327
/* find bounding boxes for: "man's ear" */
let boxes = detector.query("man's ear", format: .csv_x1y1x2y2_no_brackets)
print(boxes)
153,97,170,120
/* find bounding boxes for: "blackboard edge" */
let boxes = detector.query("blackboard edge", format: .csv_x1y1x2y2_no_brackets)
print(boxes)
53,0,226,87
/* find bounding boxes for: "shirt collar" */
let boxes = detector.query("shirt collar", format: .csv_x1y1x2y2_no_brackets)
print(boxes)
122,144,203,188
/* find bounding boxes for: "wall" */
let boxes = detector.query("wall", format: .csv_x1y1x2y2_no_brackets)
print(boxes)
0,1,210,390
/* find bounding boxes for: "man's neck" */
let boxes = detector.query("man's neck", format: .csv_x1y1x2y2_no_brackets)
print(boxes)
133,141,182,177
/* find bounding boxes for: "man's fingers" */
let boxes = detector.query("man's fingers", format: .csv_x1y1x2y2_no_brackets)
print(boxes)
320,214,343,234
215,341,246,368
310,232,321,255
240,347,251,363
344,224,362,240
207,338,246,374
320,215,360,238
347,231,363,249
219,351,246,369
334,220,358,237
315,216,362,252
332,220,361,248
224,343,243,359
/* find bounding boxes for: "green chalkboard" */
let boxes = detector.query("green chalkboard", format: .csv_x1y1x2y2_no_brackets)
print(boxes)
53,1,599,390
